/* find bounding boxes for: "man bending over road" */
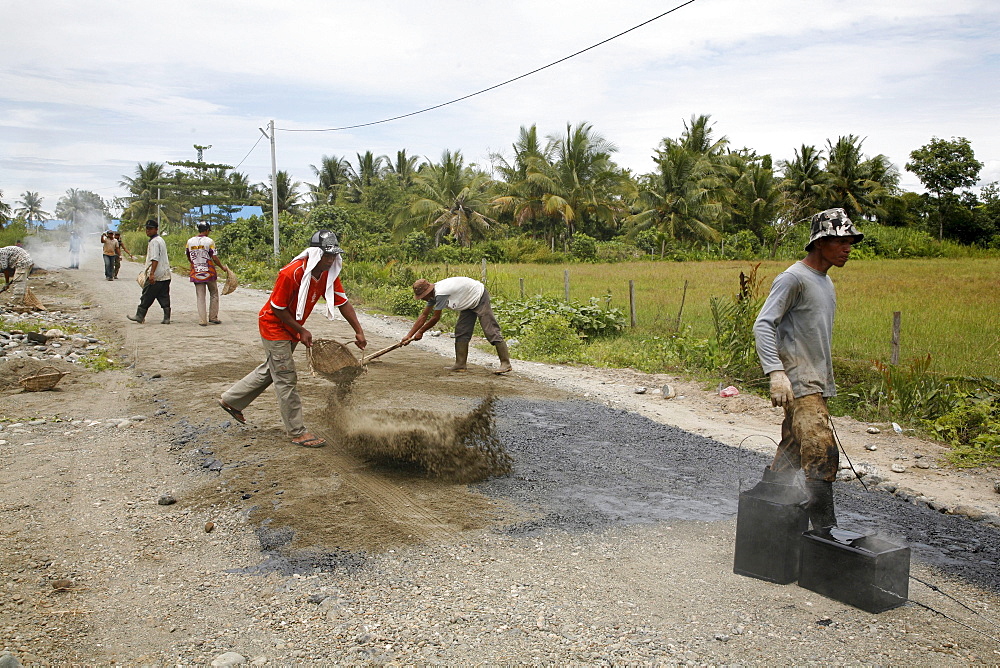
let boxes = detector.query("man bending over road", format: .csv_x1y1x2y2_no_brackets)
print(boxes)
402,276,512,374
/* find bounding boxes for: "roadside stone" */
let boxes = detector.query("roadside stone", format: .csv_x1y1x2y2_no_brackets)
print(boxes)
866,426,880,434
865,444,878,451
993,480,1000,494
951,505,986,521
634,386,647,395
914,461,931,469
891,463,906,473
0,650,23,668
157,495,176,506
210,652,246,667
836,469,855,482
662,384,676,399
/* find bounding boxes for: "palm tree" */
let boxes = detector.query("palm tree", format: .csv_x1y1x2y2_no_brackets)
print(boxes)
386,149,424,190
725,154,782,244
0,190,11,227
309,155,354,205
393,150,496,247
120,162,180,225
15,192,50,229
627,140,723,244
259,170,303,216
491,125,561,238
778,144,829,218
55,189,107,224
822,135,884,220
543,122,630,238
348,151,387,203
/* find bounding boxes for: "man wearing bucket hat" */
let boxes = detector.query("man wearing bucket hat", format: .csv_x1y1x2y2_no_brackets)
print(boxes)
402,276,512,374
752,207,864,537
218,230,367,448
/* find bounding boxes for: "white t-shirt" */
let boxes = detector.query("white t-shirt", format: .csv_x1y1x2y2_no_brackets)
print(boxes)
432,277,485,311
146,235,172,281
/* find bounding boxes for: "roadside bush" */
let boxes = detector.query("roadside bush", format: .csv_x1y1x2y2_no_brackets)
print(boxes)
389,287,425,317
493,295,626,339
511,314,585,364
936,400,1000,467
569,233,598,262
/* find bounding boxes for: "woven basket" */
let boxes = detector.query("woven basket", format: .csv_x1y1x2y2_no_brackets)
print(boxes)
19,365,70,392
308,338,360,377
20,287,45,311
222,268,239,295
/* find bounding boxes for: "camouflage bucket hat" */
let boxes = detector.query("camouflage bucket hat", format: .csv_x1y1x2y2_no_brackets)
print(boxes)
806,208,864,251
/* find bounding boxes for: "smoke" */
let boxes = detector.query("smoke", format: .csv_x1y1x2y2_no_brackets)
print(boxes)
20,209,112,271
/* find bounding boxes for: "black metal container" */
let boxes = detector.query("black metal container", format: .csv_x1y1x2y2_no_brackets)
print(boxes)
733,479,809,584
798,529,910,613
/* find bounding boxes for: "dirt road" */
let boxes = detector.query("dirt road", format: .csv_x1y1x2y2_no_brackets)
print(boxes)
1,254,999,665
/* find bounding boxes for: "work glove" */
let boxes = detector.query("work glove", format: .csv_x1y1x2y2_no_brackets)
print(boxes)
769,370,794,408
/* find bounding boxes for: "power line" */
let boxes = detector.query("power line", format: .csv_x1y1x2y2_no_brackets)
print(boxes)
233,134,265,170
277,0,699,133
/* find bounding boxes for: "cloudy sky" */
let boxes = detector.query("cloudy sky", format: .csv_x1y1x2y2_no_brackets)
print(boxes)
3,0,998,213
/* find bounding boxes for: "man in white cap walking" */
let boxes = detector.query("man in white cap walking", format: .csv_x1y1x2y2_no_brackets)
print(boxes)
753,207,864,536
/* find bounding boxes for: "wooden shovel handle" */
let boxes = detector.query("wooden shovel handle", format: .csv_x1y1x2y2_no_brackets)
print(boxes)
361,341,404,364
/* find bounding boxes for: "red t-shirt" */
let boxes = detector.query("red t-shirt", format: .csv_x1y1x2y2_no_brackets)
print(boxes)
258,257,347,341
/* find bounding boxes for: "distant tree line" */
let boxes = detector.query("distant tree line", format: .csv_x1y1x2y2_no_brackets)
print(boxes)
3,115,996,256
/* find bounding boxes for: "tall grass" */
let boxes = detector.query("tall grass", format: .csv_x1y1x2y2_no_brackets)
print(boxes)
407,258,1000,378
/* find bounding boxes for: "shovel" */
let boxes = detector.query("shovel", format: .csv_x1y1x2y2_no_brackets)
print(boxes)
360,341,405,365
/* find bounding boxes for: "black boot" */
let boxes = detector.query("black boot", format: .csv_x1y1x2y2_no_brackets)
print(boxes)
161,308,171,324
805,479,837,535
127,306,148,324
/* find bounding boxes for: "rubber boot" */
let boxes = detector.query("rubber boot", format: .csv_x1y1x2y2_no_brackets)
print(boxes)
445,340,469,371
161,308,171,324
493,340,513,374
127,306,148,324
805,479,837,536
762,465,797,486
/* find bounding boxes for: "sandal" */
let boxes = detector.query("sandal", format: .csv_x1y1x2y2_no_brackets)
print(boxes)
218,399,246,424
292,434,327,448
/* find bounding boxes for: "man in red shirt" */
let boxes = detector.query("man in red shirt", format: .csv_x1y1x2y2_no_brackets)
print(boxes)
218,230,367,448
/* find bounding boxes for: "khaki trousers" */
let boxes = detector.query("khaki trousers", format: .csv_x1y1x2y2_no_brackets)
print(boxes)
221,338,305,437
194,281,220,324
453,289,504,345
770,393,839,482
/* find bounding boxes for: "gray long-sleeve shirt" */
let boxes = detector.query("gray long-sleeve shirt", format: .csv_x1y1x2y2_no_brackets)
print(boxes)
753,261,837,398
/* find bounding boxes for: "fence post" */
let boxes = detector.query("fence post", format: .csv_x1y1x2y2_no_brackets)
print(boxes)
675,280,688,332
519,277,524,299
891,311,901,365
564,270,570,301
481,258,487,283
629,280,637,327
445,262,449,278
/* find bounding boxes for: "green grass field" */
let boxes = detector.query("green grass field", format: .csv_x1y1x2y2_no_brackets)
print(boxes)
412,258,1000,378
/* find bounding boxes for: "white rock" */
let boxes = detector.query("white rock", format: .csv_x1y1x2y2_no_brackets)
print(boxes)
211,652,246,667
891,463,906,473
634,386,647,394
892,422,903,434
866,426,880,434
865,444,878,451
662,384,676,399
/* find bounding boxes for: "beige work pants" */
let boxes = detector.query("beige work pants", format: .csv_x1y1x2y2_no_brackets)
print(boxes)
194,281,220,324
221,338,305,437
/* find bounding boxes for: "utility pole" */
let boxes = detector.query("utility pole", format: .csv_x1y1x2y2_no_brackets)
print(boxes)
263,120,279,258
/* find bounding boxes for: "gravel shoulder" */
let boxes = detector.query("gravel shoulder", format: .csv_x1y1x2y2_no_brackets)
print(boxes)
1,257,998,666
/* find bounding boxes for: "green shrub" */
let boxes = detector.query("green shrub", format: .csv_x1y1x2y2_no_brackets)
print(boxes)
512,314,585,364
493,295,626,339
935,400,1000,467
569,233,598,262
389,287,425,317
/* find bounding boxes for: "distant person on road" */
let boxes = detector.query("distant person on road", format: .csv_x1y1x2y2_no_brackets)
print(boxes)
218,230,367,449
127,220,172,325
113,231,133,279
185,222,230,326
753,208,864,537
68,230,82,269
101,230,119,281
0,245,33,302
401,276,512,374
